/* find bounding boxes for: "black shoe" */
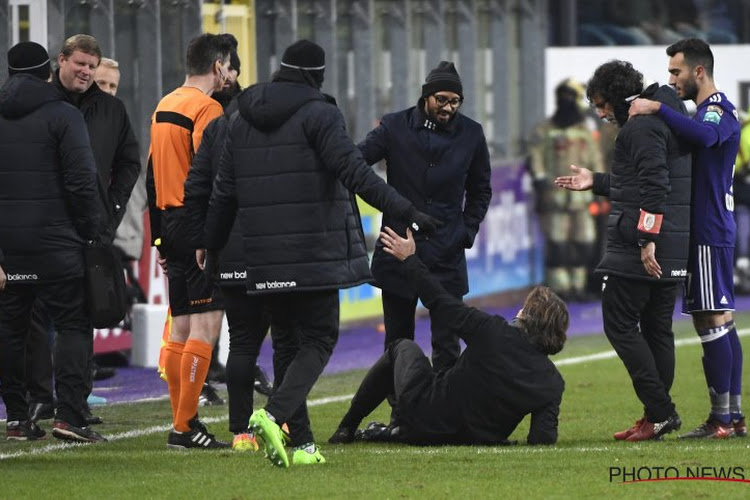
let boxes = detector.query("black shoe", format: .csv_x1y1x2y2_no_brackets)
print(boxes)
167,427,230,449
356,421,400,442
328,426,357,444
198,382,225,407
51,420,107,443
92,366,116,381
253,365,274,397
82,404,104,425
6,420,47,441
28,402,55,422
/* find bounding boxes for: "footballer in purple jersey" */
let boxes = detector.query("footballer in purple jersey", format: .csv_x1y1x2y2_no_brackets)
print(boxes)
630,38,744,439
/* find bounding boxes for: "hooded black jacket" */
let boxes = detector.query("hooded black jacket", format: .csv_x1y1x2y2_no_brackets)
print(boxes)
53,71,140,240
593,84,691,281
204,81,413,294
0,74,101,283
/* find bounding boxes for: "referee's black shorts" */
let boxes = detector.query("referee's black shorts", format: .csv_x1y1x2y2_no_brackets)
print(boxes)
161,208,224,317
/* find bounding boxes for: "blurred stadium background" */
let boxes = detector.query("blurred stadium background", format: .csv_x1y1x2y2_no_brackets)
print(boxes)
0,0,749,368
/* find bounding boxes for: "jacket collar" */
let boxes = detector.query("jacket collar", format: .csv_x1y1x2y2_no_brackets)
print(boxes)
411,98,458,133
52,68,104,107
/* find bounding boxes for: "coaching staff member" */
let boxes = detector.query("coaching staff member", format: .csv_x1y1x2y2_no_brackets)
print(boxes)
0,42,105,443
329,227,567,446
204,39,441,467
556,60,691,442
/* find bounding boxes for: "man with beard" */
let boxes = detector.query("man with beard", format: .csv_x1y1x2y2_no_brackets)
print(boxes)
357,61,492,379
529,79,604,301
629,38,744,439
556,60,691,441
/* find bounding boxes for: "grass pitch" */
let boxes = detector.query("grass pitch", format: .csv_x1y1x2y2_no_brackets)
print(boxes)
3,313,750,499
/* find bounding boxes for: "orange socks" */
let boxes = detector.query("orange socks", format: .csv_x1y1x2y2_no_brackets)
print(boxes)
164,341,185,419
174,339,213,432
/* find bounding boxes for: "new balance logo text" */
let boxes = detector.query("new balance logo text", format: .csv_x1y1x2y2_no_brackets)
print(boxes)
219,270,246,280
255,280,297,290
6,273,39,281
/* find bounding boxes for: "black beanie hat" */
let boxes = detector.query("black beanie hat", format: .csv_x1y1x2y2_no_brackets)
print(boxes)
281,40,325,71
7,41,51,80
421,61,463,98
229,50,241,76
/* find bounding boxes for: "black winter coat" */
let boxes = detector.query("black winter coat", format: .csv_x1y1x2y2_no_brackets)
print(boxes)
183,101,245,285
359,104,492,298
593,84,691,281
204,81,413,294
0,75,101,283
399,256,564,445
53,71,141,240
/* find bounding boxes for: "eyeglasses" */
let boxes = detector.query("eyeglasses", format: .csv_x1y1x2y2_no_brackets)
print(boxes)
432,94,463,108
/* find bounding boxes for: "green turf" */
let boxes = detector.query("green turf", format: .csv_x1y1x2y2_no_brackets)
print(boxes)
3,314,750,499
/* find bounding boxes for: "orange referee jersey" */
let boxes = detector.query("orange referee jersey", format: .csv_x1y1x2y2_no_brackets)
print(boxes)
149,87,223,209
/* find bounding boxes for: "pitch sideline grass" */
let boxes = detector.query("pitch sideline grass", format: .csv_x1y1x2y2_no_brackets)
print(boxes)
1,316,750,499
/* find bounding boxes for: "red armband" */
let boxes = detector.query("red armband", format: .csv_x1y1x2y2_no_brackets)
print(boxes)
637,209,663,234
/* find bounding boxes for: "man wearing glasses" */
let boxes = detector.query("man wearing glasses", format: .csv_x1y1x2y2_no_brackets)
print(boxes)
358,61,492,381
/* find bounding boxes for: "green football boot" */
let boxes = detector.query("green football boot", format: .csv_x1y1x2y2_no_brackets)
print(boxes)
249,409,289,468
292,442,326,465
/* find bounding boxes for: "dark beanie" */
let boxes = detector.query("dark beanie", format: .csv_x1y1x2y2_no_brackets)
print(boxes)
421,61,462,98
7,41,51,80
229,50,241,76
281,40,325,71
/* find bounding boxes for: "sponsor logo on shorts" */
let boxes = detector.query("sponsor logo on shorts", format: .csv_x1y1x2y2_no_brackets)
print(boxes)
189,298,213,306
255,280,297,290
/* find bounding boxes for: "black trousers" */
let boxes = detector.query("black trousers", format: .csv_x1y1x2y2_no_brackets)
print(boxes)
0,279,91,426
25,302,55,405
242,289,339,446
339,339,432,431
222,285,269,434
382,289,461,373
601,274,678,422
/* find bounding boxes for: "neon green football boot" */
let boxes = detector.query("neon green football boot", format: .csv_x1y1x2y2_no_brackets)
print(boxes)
292,443,326,465
249,409,289,468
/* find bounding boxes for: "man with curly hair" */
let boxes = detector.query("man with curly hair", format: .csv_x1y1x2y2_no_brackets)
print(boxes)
556,60,691,441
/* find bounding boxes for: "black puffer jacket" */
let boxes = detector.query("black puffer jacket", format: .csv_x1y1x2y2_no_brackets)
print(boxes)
53,71,141,240
205,81,413,294
183,101,245,285
0,74,101,283
593,84,691,281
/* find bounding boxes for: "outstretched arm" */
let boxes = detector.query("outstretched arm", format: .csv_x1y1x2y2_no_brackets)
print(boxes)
380,227,492,344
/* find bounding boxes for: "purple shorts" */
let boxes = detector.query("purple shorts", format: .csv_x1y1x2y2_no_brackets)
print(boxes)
683,244,735,314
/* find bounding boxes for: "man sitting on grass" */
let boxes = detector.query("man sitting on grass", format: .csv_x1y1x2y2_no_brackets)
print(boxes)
329,227,568,446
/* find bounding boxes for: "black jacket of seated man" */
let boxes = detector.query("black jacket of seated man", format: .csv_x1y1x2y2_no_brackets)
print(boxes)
333,255,567,445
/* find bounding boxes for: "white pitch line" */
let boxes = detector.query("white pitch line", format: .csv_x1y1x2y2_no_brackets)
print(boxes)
553,327,750,366
2,328,749,461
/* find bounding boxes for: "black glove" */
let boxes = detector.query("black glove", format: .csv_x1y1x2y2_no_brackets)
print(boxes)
406,206,443,237
203,250,219,282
